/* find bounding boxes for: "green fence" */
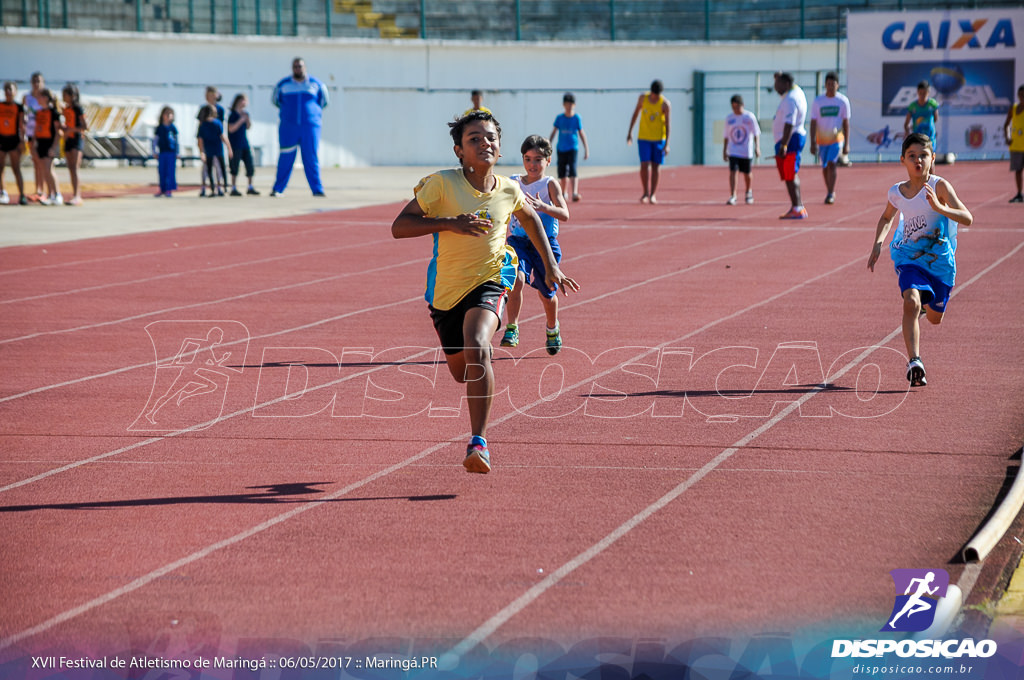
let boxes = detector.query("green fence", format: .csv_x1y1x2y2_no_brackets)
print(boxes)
2,0,1021,40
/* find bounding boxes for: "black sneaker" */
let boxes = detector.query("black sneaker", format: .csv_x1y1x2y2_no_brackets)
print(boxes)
1010,194,1024,203
247,187,260,196
313,191,326,197
230,188,242,196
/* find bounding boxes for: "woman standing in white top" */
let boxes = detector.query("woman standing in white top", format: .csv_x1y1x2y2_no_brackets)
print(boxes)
23,72,46,200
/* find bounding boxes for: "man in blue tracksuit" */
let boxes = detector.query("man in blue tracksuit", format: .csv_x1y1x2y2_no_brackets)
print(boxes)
271,57,330,196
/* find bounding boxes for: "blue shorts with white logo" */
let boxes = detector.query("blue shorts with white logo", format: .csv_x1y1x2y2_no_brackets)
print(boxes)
897,264,952,313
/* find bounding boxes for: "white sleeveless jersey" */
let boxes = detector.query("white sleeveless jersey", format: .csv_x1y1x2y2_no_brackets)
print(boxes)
888,174,957,286
509,174,558,240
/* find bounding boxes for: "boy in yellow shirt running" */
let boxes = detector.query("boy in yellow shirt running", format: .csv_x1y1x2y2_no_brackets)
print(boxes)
392,111,579,473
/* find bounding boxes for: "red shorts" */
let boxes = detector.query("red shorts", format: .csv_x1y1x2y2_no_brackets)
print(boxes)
774,133,805,181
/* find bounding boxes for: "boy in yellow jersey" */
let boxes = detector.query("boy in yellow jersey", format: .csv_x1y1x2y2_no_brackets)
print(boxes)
627,79,671,204
463,89,491,117
392,111,579,474
1005,84,1024,203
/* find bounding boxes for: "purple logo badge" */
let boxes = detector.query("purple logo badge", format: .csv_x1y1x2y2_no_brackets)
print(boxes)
881,568,949,632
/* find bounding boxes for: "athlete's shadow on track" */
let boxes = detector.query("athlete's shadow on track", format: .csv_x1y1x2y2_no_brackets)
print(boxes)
0,482,457,512
229,355,546,370
596,384,909,398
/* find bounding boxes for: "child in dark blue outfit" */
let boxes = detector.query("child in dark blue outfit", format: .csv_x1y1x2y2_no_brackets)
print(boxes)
196,104,231,197
227,93,258,196
153,106,178,197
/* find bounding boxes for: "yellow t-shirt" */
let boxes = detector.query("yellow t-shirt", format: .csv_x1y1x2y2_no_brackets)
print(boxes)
1010,105,1024,153
638,93,666,141
415,168,525,311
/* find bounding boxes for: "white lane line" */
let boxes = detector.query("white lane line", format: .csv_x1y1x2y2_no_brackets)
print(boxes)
0,434,453,652
0,227,689,403
0,345,438,494
0,227,802,491
0,235,396,305
442,237,1024,661
0,257,425,345
0,220,381,277
0,247,860,649
0,295,422,406
8,231,1014,648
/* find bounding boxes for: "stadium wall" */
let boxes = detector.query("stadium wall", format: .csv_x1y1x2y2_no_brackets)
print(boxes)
0,28,839,168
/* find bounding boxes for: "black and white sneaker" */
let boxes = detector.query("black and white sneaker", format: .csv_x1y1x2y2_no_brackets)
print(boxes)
906,357,927,387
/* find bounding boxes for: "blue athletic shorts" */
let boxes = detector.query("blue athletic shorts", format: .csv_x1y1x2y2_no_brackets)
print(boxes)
638,139,666,165
507,235,562,299
896,264,952,313
819,142,840,167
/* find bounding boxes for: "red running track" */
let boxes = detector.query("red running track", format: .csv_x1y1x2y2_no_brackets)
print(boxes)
0,162,1022,667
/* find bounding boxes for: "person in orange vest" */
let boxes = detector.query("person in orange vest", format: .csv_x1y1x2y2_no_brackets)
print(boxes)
0,81,28,205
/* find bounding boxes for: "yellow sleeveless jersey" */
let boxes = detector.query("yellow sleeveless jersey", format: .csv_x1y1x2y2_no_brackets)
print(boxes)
638,93,666,142
1011,105,1024,152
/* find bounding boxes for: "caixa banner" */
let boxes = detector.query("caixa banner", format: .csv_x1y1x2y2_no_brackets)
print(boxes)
847,9,1022,160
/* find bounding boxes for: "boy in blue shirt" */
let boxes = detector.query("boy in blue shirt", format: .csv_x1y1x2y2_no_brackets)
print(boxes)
550,92,589,202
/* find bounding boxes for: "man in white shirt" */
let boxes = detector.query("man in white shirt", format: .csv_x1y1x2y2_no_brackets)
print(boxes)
773,71,808,219
809,71,851,205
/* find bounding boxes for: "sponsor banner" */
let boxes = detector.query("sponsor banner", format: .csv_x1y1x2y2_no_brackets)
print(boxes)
847,9,1023,159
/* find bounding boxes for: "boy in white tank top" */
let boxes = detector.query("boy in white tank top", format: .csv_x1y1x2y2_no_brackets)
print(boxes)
867,133,974,387
502,135,570,355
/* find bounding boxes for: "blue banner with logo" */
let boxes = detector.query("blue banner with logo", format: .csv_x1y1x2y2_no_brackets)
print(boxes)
847,9,1023,158
881,60,1015,117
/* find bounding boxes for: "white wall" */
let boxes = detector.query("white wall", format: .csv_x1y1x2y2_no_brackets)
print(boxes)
1,28,840,167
